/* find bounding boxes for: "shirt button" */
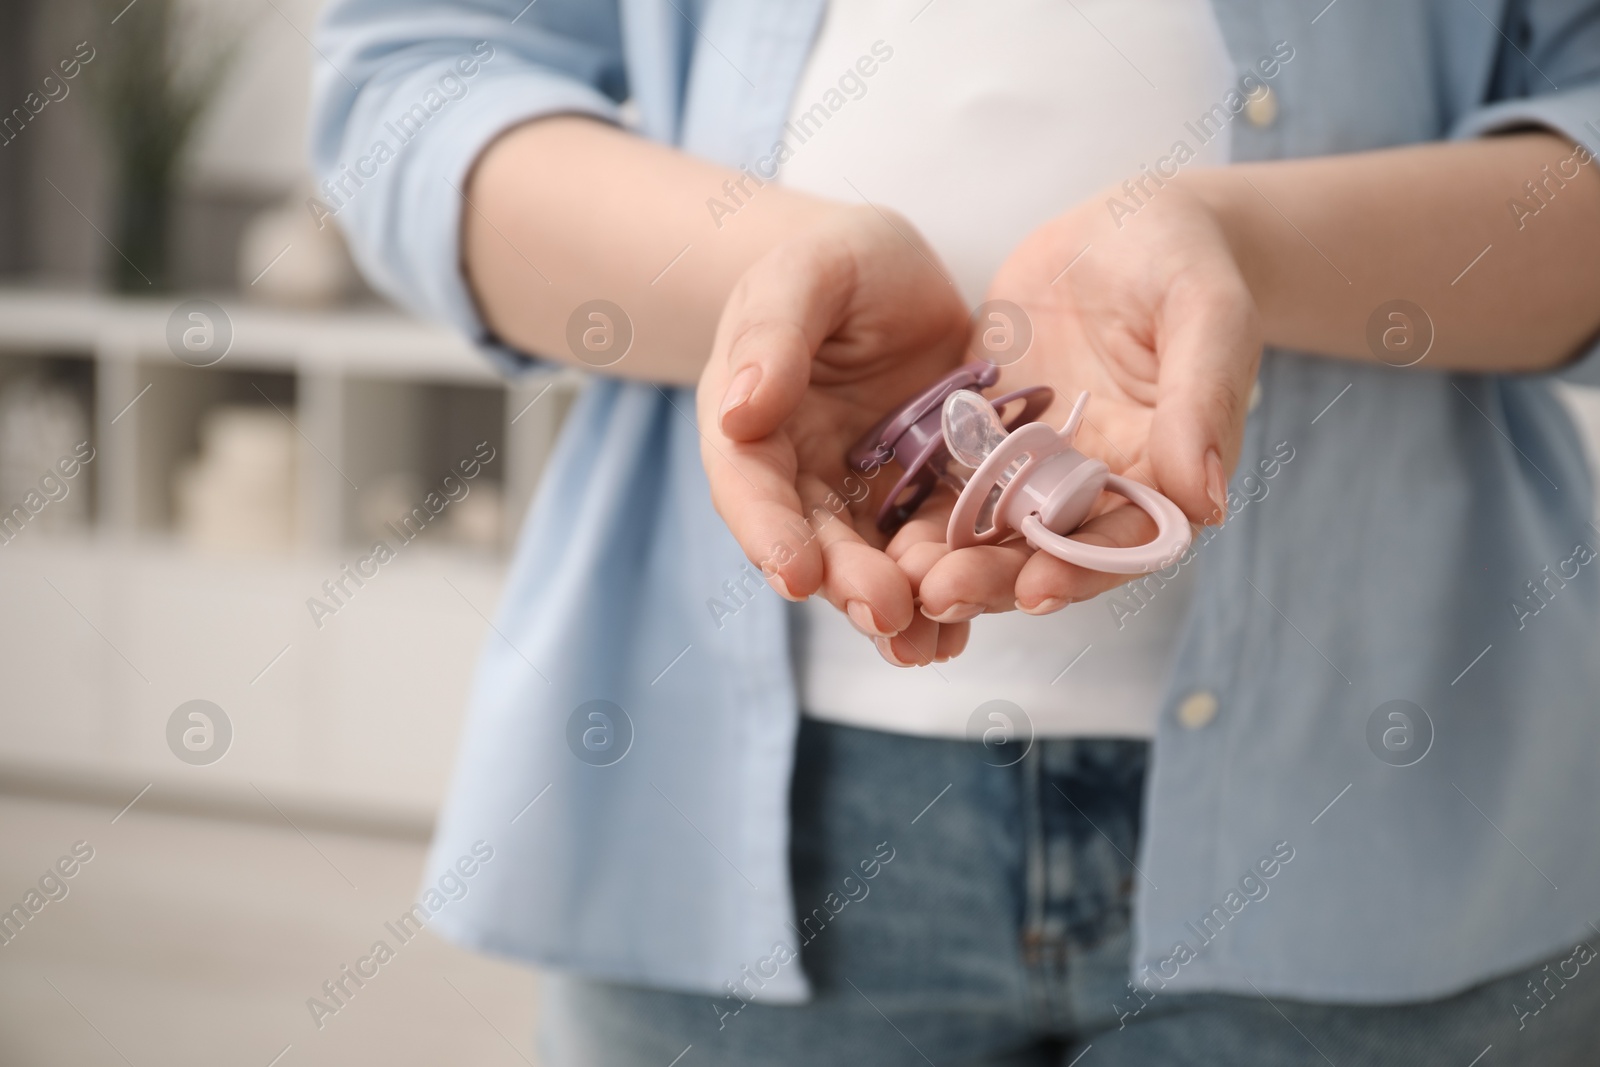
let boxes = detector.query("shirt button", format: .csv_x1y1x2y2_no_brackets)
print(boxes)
1245,86,1278,128
1177,690,1219,729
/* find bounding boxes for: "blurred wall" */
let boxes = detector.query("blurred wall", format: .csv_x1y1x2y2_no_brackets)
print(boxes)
6,0,325,292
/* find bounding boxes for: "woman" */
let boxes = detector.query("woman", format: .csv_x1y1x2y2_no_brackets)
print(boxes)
313,1,1600,1062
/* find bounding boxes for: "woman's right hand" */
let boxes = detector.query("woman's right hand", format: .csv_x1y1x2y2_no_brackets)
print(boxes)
696,205,975,667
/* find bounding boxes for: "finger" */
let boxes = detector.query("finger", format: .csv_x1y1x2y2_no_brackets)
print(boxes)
698,429,823,600
885,494,957,590
1014,503,1165,611
799,474,915,637
693,250,844,602
1147,274,1261,525
884,506,953,563
875,611,942,668
934,620,971,662
887,485,1030,620
918,542,1034,621
893,539,949,596
707,240,856,442
881,483,964,594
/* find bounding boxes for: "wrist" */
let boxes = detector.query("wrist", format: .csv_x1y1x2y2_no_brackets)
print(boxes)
1180,167,1275,312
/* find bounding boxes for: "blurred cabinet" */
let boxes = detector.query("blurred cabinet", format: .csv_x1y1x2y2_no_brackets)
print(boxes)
0,288,581,825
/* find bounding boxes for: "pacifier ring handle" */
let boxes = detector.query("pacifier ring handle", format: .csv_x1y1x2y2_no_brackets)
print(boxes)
1018,474,1190,574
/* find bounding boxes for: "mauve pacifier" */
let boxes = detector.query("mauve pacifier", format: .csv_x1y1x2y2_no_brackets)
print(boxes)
847,362,1053,533
939,389,1191,573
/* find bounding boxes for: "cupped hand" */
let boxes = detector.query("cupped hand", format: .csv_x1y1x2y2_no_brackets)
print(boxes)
696,205,974,666
899,180,1263,625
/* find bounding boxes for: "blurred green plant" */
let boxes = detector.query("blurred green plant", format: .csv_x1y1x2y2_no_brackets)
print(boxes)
87,0,239,291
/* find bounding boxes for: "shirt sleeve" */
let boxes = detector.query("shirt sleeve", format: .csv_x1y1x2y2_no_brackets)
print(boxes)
1448,0,1600,385
309,0,627,373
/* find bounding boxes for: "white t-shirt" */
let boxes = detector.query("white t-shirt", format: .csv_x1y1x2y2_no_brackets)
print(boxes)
780,0,1235,738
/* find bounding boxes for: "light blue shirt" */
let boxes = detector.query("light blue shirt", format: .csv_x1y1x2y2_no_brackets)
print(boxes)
312,0,1600,1004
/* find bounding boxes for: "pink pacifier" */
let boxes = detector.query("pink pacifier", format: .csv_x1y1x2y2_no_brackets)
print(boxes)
940,389,1191,573
850,364,1192,574
848,362,1053,533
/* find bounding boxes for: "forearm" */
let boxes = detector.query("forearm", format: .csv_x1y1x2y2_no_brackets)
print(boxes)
463,117,842,384
1192,133,1600,373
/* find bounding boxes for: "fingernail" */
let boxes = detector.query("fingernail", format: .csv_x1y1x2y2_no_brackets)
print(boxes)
770,574,800,602
1016,597,1068,616
874,636,914,668
923,602,982,624
719,365,762,422
847,599,892,637
1204,448,1227,526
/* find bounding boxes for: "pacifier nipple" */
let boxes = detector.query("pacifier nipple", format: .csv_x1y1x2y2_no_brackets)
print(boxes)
942,389,1012,469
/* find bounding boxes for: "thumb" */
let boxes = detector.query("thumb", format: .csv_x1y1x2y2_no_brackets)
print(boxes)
1147,282,1261,526
707,238,856,442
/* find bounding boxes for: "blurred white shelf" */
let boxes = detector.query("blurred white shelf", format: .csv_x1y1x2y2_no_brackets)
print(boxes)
0,535,511,819
0,287,584,822
0,286,499,382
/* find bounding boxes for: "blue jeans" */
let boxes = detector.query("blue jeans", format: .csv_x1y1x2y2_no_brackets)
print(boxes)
539,720,1600,1065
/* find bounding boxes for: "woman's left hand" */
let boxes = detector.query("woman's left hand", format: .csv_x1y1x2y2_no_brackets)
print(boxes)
894,181,1263,629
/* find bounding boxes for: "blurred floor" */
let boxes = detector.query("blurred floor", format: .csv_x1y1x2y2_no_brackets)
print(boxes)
0,794,539,1067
